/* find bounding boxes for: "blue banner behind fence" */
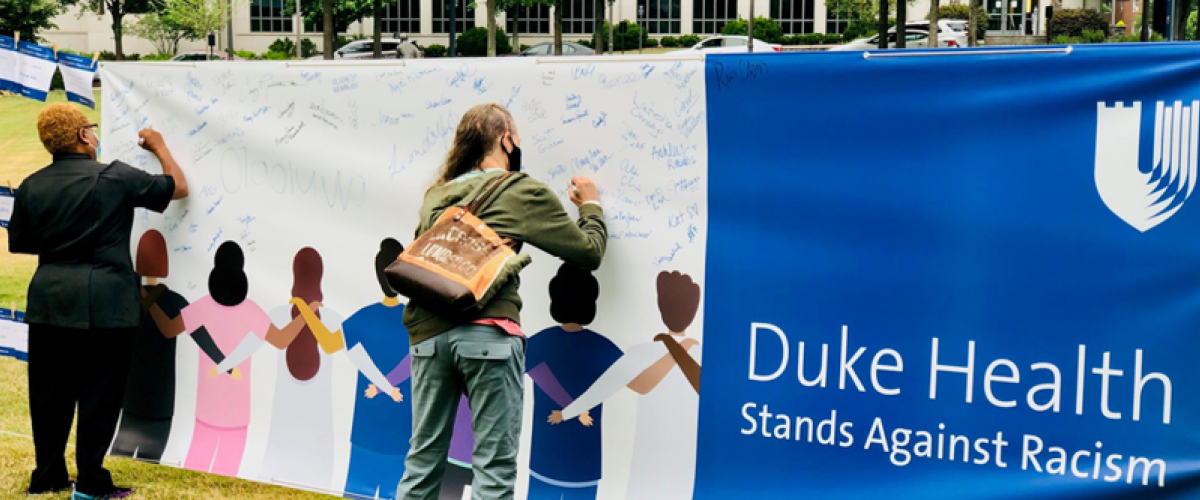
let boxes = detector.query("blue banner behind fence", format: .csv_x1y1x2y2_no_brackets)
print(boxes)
696,44,1200,499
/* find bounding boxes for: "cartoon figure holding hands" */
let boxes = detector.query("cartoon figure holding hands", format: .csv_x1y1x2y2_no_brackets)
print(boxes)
558,271,702,500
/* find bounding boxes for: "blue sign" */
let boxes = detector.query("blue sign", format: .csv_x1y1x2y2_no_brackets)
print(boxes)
57,51,97,108
0,186,13,229
696,44,1200,498
0,35,18,93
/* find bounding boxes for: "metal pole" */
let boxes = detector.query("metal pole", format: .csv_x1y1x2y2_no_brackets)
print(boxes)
450,0,457,57
609,0,614,53
748,0,755,52
227,0,234,58
637,4,643,53
296,0,303,58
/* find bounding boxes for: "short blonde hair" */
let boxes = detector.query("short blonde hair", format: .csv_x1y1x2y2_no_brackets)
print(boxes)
37,103,91,155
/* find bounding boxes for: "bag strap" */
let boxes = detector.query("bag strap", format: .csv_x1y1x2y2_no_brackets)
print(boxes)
466,172,525,215
462,172,509,215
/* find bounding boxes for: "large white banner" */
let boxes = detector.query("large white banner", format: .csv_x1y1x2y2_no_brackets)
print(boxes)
100,56,708,499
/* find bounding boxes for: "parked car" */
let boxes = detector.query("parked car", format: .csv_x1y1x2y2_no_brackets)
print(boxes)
829,29,958,51
892,19,969,47
671,35,782,54
306,38,419,60
171,51,247,61
520,42,596,56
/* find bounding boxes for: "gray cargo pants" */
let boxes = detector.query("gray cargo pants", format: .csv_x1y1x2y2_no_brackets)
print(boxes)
398,324,525,500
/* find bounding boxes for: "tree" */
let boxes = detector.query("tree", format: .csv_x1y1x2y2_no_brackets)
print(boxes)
0,0,71,42
504,0,551,54
162,0,241,57
553,0,563,53
129,10,199,54
285,0,372,37
825,0,913,23
80,0,156,59
722,16,783,43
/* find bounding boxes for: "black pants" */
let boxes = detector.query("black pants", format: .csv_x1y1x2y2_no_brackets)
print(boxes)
27,324,134,495
110,413,172,462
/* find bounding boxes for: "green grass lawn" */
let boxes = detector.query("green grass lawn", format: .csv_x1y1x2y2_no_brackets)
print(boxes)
0,92,329,499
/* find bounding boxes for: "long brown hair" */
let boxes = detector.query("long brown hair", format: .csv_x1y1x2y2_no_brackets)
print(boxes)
432,103,514,189
288,247,324,381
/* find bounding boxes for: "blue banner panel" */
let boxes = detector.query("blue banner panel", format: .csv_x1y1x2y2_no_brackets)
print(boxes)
697,44,1200,499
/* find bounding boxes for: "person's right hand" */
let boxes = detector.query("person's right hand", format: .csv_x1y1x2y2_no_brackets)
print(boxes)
137,128,166,153
548,410,565,424
569,176,599,207
231,367,243,380
365,384,379,398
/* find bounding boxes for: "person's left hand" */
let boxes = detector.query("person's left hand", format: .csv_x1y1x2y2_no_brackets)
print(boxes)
390,387,404,402
548,410,564,424
231,367,243,380
207,366,218,378
579,410,594,427
365,384,379,398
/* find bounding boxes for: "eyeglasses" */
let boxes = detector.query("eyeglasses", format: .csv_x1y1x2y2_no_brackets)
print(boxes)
82,123,98,140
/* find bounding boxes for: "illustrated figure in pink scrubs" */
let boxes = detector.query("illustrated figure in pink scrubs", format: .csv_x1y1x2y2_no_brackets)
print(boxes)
147,241,312,477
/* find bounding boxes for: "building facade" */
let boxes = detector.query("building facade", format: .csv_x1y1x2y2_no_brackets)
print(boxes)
43,0,953,56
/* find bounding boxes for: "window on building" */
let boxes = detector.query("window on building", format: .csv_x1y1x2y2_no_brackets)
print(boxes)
644,0,682,33
692,0,737,34
382,0,421,34
251,0,294,32
506,4,551,34
825,8,856,34
561,0,597,34
771,0,814,34
434,0,476,33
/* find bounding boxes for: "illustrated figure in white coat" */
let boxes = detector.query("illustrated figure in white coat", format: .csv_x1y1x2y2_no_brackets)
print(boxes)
215,247,349,491
558,271,702,500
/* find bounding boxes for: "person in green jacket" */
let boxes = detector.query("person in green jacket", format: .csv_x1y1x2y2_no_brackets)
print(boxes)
398,102,608,500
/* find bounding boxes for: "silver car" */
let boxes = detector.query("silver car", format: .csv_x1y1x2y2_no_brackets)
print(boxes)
671,35,781,54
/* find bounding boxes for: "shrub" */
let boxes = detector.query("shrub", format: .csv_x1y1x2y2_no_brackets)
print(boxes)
265,39,335,58
1051,35,1083,44
661,35,680,47
678,34,702,46
597,21,652,51
721,16,784,43
843,18,890,41
520,44,531,52
424,44,448,57
456,27,512,56
235,50,257,60
142,53,174,61
1046,9,1108,38
797,33,823,45
576,39,594,49
263,50,290,60
1081,29,1107,43
822,33,843,44
1108,31,1164,43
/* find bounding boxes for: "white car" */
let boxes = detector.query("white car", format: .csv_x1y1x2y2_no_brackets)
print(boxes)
671,35,781,54
829,29,958,51
894,19,969,48
307,38,414,60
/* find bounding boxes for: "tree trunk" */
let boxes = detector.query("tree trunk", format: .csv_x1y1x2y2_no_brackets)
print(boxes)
554,2,563,54
1140,0,1150,40
967,0,976,46
112,7,124,61
1152,0,1167,37
928,0,939,48
594,0,605,54
897,0,906,47
323,0,334,58
513,7,521,54
487,0,497,56
878,0,888,49
373,0,382,57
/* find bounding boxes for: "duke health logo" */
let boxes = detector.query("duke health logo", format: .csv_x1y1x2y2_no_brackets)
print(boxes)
1096,101,1199,232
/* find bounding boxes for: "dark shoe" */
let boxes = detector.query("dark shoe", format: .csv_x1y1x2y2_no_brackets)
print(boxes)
71,486,133,499
27,481,73,496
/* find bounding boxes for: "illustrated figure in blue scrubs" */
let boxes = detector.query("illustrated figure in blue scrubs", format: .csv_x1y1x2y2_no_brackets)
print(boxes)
340,238,413,499
526,264,623,499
